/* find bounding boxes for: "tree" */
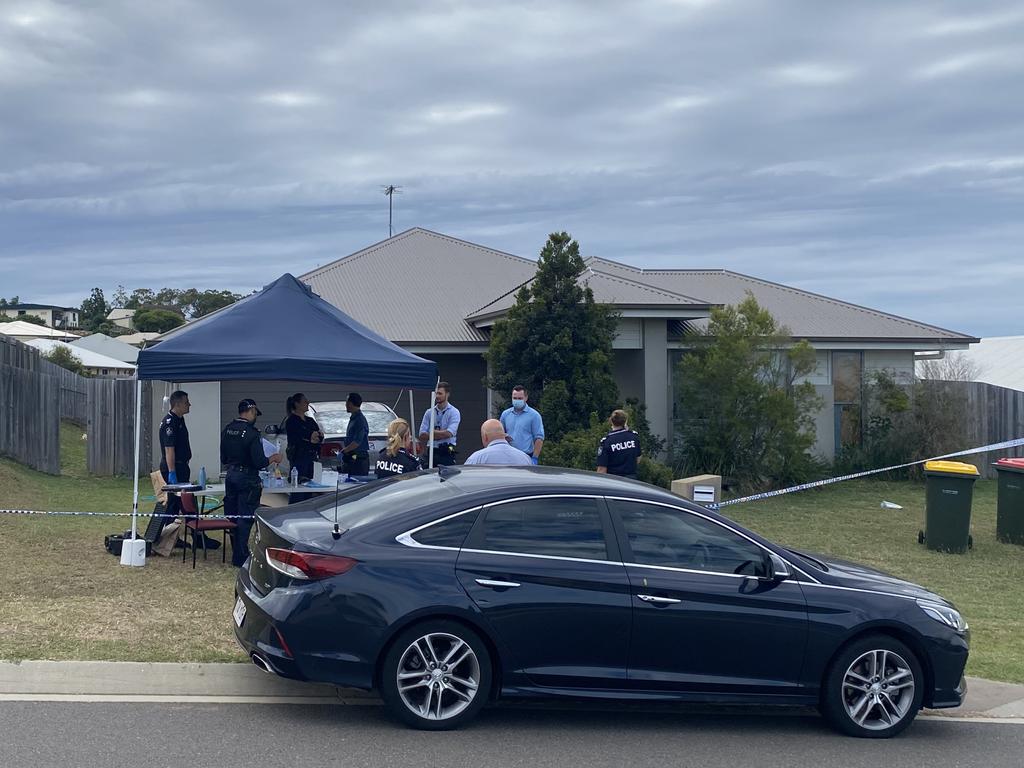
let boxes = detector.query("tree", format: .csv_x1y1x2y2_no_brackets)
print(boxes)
43,345,89,377
18,314,47,326
673,293,823,491
133,308,185,333
112,285,129,308
0,295,20,308
79,287,109,331
182,289,241,318
484,232,619,442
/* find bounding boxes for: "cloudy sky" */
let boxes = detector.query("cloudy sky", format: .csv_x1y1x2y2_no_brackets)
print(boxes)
1,0,1022,336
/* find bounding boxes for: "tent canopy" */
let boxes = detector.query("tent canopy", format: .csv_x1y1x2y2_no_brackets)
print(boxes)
136,273,437,388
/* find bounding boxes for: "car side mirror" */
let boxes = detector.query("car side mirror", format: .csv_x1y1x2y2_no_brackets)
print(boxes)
765,552,792,582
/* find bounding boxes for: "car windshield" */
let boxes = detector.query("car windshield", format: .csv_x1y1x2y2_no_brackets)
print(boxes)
313,408,395,435
315,472,463,530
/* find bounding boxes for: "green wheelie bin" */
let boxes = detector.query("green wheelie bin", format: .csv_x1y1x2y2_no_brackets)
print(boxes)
994,458,1024,545
918,460,979,553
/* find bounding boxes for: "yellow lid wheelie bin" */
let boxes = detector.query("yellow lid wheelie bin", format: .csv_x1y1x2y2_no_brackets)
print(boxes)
919,461,978,553
994,458,1024,545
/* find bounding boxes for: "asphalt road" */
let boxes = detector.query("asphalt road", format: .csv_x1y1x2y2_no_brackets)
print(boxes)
2,701,1021,768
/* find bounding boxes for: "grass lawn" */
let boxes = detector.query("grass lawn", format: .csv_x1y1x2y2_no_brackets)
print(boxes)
0,422,244,663
729,478,1024,684
1,423,1022,681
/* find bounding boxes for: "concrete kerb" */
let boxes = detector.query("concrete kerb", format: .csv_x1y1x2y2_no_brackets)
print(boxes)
1,661,1023,719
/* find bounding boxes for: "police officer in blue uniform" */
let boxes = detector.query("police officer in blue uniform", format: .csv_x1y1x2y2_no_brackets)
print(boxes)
417,381,461,466
340,392,370,476
596,409,642,479
158,390,220,548
220,399,281,567
375,419,421,478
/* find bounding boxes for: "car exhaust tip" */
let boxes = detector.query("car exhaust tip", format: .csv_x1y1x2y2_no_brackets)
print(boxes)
251,653,274,674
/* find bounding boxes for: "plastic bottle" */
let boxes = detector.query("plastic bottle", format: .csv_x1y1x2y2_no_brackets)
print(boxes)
198,466,207,489
258,469,269,488
290,467,298,488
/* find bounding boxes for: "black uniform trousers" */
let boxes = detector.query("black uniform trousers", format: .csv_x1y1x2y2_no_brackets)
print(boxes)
342,453,370,477
224,468,262,567
159,463,189,525
430,444,458,466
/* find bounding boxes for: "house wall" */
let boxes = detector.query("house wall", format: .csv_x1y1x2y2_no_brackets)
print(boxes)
863,349,915,383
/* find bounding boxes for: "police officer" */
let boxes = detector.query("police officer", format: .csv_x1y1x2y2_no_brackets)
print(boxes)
221,399,281,567
596,409,642,479
374,419,421,478
417,381,461,466
340,392,370,476
158,390,220,548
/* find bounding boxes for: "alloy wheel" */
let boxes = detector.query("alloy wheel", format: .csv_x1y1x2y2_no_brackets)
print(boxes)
396,632,481,721
841,649,916,731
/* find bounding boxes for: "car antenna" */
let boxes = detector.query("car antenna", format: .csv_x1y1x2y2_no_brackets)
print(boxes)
331,448,342,540
438,465,459,482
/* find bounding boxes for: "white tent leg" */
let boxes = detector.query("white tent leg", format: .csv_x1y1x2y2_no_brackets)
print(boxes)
121,377,147,566
428,376,439,469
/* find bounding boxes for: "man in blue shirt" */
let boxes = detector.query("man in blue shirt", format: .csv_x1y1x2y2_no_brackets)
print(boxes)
418,381,461,466
465,420,533,466
341,392,370,476
499,385,544,464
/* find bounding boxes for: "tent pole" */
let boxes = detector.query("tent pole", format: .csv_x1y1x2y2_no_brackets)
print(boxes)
408,389,415,453
121,376,146,566
428,376,439,469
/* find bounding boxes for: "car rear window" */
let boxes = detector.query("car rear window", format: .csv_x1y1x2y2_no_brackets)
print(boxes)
315,473,463,530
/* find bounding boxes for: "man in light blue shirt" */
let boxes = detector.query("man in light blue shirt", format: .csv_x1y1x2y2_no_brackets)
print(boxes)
464,420,533,466
499,385,544,464
418,381,461,465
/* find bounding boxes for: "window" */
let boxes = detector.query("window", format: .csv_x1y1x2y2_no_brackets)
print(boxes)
412,510,480,548
475,497,609,561
609,499,768,577
832,351,863,452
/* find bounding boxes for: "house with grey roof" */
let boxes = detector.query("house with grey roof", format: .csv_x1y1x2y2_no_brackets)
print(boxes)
70,332,140,364
166,227,976,471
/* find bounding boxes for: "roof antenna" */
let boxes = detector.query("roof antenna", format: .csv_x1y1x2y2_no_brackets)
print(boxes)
331,448,342,539
382,185,402,237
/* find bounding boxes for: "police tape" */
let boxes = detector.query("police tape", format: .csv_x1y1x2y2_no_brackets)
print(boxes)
2,435,1023,519
708,436,1024,510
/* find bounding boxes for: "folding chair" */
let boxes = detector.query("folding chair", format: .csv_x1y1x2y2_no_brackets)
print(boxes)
180,491,235,569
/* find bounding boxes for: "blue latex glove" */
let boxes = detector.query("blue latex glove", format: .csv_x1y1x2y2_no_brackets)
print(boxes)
168,470,178,484
531,457,539,465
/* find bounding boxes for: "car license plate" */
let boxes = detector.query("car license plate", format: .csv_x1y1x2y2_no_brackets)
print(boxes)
233,597,246,627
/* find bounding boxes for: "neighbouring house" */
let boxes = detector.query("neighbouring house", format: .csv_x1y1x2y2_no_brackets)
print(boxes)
0,303,79,329
151,228,977,472
918,336,1024,393
70,332,141,364
0,319,78,343
107,308,136,330
26,339,136,378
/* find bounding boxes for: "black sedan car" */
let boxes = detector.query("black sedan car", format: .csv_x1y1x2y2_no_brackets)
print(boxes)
233,467,968,737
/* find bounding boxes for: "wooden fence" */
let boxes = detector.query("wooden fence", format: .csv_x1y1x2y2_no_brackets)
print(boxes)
938,380,1024,478
0,361,61,474
85,378,151,476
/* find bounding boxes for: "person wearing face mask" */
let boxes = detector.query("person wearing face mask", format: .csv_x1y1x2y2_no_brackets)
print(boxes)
499,385,545,464
417,381,461,466
375,419,422,478
220,399,281,567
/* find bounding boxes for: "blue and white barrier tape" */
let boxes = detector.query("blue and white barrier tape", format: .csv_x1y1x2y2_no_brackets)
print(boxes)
2,436,1022,519
708,436,1024,510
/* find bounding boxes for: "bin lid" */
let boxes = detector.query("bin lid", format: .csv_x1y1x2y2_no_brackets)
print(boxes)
995,457,1024,471
924,460,979,476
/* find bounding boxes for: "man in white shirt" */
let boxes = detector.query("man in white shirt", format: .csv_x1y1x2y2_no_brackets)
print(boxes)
464,420,533,466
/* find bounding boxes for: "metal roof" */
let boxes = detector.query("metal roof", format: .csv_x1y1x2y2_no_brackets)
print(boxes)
0,320,77,339
69,333,140,363
587,258,976,343
467,259,714,322
26,339,136,370
300,228,538,343
926,336,1024,391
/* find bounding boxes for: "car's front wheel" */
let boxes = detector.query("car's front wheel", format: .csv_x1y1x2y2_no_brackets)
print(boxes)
821,634,924,738
380,620,492,730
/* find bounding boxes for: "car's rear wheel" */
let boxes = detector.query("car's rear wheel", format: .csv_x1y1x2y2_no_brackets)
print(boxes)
821,634,924,738
380,620,492,730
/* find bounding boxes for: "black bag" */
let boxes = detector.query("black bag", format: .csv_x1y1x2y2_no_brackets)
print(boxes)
104,531,153,556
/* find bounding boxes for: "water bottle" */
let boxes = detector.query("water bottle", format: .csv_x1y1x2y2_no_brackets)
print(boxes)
290,467,298,488
198,466,207,489
258,469,269,488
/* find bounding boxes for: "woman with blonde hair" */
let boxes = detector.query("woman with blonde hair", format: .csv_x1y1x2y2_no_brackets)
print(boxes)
375,418,422,478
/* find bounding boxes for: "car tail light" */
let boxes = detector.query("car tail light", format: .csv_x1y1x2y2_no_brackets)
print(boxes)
265,548,358,580
320,441,343,459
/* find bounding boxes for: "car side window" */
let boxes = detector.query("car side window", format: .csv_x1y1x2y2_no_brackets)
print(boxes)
609,499,768,576
411,509,480,548
475,498,609,561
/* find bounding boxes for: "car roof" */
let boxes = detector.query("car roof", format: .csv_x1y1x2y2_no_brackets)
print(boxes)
310,401,394,412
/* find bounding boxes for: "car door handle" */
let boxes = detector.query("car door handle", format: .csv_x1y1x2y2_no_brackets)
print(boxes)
475,578,521,589
637,594,681,604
